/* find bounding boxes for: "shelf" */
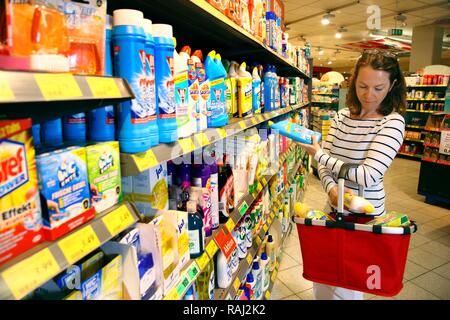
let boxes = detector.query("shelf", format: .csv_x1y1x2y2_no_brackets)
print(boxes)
406,109,439,114
311,101,337,104
424,127,444,133
0,202,140,300
422,157,450,167
0,70,134,124
406,125,425,130
398,152,423,159
107,0,310,78
404,138,424,143
407,84,448,88
423,143,440,148
312,92,335,96
121,103,308,176
407,98,445,102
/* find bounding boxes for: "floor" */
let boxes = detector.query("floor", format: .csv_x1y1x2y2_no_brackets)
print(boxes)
271,158,450,300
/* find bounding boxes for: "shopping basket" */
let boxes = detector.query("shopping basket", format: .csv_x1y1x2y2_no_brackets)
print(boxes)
294,163,417,297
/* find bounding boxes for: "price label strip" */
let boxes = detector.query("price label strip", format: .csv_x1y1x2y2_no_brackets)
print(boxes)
251,117,258,125
176,275,191,297
271,269,278,282
233,277,241,291
187,262,201,281
216,128,227,139
246,254,253,266
86,76,122,98
132,149,159,172
102,204,136,236
34,73,82,100
195,252,210,271
178,138,195,154
265,290,271,300
165,287,180,300
225,218,235,232
239,121,247,129
58,226,101,264
1,249,60,300
195,132,210,147
0,74,15,101
238,202,249,216
206,240,219,258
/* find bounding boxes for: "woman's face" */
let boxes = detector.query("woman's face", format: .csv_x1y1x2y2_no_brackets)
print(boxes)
356,65,392,111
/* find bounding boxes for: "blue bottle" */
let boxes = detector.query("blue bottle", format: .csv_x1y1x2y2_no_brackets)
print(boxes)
42,118,63,147
32,124,41,147
273,66,280,109
205,51,228,127
112,9,153,153
88,14,115,142
252,67,261,113
153,24,177,143
63,113,86,143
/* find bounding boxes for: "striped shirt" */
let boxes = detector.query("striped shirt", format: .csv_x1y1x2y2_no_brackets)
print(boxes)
314,108,405,216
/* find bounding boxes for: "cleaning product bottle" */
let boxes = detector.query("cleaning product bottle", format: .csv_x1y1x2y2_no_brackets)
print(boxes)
215,248,233,289
153,24,177,143
192,50,208,132
260,252,270,292
273,67,280,109
41,118,63,147
214,53,229,126
63,113,86,143
237,62,253,117
244,213,252,248
173,39,191,138
88,14,115,142
263,65,272,112
252,67,261,114
257,65,265,112
187,200,205,259
251,260,263,300
32,124,41,148
237,221,247,259
191,164,212,237
245,273,255,300
266,234,276,272
113,9,154,153
204,51,227,128
176,164,191,211
222,59,232,117
231,227,239,274
228,62,239,117
344,193,375,214
180,46,198,135
209,156,220,230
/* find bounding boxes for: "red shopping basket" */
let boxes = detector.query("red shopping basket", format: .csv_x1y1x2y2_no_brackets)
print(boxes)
294,164,417,297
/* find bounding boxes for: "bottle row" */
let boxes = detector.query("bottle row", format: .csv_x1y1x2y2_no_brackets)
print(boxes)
405,74,450,86
406,90,446,100
407,101,445,112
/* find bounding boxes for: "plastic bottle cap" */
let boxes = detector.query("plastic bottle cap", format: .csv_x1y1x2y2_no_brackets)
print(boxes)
267,234,273,242
261,252,268,260
246,273,254,283
208,50,216,58
252,261,260,270
152,24,173,38
106,14,113,30
143,18,153,35
113,9,144,27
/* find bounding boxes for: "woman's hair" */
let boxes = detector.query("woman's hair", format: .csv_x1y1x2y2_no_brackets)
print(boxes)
346,50,406,116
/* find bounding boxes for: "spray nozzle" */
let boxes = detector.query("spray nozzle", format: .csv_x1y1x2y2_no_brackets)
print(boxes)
208,50,216,58
181,45,191,55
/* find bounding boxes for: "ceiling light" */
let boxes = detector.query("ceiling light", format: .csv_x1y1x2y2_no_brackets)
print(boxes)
336,26,347,39
327,60,332,65
317,47,324,55
321,12,335,25
394,13,407,27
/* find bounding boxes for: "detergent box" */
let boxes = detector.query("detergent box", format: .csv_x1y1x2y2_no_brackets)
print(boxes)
36,145,94,240
0,119,44,265
366,212,411,227
86,141,122,213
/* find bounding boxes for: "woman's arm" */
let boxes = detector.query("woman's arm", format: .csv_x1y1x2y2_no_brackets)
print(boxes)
317,118,338,194
314,116,405,188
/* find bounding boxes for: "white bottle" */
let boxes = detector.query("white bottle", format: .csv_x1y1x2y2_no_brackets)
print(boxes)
266,234,276,272
231,227,240,273
174,44,192,138
244,213,253,248
216,249,233,289
260,252,270,292
251,261,263,300
237,221,247,259
191,54,208,132
245,273,255,300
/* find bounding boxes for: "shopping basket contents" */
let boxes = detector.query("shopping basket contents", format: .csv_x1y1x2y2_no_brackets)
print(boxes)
294,163,417,297
294,202,335,221
343,193,374,214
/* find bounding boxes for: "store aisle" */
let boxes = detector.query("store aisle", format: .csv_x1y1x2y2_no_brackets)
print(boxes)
271,158,450,300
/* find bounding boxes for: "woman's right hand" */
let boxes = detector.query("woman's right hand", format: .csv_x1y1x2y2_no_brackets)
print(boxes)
328,186,354,208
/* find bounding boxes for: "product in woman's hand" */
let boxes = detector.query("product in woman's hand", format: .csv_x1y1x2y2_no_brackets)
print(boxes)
294,202,335,221
343,193,375,214
365,212,410,227
268,120,321,145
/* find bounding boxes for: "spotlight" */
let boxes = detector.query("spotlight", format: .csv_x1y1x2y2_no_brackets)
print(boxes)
335,27,347,39
321,12,335,25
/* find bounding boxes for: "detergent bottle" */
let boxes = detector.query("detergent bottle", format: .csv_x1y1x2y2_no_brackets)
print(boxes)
214,53,230,125
252,67,261,114
273,67,280,109
192,50,208,132
228,62,239,117
237,62,253,117
113,9,153,153
153,24,177,143
222,59,233,117
263,65,272,112
173,39,191,138
88,14,115,142
180,46,198,135
205,51,228,127
41,118,63,147
63,113,86,143
257,65,265,112
32,124,41,148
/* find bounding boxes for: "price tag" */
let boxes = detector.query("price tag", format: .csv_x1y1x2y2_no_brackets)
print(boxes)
206,240,219,258
233,277,241,291
86,76,122,98
195,252,210,271
214,226,237,260
255,236,262,247
34,73,82,100
133,149,159,172
251,118,258,125
178,138,195,154
271,269,278,282
0,74,15,101
239,121,247,129
263,224,269,232
268,217,272,226
246,254,253,266
58,226,101,264
238,202,249,216
187,262,200,281
225,218,235,232
257,115,264,123
2,249,60,300
261,177,267,185
256,182,263,193
102,204,136,236
165,287,180,300
195,132,210,147
176,275,191,297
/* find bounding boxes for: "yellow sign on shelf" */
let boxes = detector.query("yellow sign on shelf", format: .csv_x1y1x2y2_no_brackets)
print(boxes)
34,74,82,100
233,277,241,291
195,132,210,147
132,149,159,172
239,121,247,129
1,249,60,300
251,118,258,125
178,138,195,154
58,226,101,264
0,74,15,101
246,254,253,266
195,252,210,271
164,287,181,300
86,77,122,98
216,128,227,139
102,205,135,236
265,290,271,300
206,240,219,258
225,218,235,232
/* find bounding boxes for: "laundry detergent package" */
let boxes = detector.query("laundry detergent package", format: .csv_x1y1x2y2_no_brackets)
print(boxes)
86,141,122,213
36,145,94,240
269,119,321,144
0,119,44,265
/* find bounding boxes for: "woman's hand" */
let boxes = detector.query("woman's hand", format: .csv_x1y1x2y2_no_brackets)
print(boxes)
296,135,321,157
328,186,355,208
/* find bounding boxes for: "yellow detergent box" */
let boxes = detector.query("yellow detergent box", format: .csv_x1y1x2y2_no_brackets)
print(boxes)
366,212,411,227
0,119,44,266
86,141,122,213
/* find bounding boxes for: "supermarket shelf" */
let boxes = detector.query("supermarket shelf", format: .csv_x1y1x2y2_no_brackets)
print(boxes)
311,101,337,105
107,0,310,78
163,146,298,300
423,143,440,148
0,70,134,123
398,152,423,159
407,84,448,88
406,109,438,114
312,92,335,96
0,202,140,300
404,138,424,143
407,98,445,102
406,125,425,130
422,157,450,167
424,127,446,133
120,103,308,176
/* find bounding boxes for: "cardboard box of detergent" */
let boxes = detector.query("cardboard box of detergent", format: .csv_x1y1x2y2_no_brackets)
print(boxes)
86,141,122,213
0,119,44,265
36,146,95,240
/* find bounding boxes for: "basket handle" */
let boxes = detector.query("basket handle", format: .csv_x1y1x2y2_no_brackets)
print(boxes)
336,163,364,221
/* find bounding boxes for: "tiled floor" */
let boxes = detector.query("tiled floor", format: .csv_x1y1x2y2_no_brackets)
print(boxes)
271,158,450,300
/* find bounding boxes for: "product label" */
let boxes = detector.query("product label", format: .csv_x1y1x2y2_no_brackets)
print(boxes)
66,113,86,124
157,55,176,119
188,229,202,255
202,189,212,236
145,53,157,120
210,173,219,230
175,72,190,133
129,50,150,124
209,79,226,121
0,140,28,198
105,106,115,124
219,175,234,218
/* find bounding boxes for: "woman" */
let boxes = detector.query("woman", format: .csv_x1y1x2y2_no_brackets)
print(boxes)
297,50,407,300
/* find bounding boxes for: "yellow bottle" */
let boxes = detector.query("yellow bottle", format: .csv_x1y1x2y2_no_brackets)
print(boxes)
344,193,375,214
237,62,253,117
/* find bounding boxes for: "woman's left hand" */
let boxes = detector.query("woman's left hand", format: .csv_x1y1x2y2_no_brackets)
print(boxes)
296,135,322,157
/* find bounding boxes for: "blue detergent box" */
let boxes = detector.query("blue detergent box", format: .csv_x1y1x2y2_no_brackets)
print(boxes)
36,146,94,240
270,120,322,145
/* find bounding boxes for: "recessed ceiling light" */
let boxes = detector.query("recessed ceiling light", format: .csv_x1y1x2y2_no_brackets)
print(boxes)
335,26,347,39
321,12,335,25
318,47,324,55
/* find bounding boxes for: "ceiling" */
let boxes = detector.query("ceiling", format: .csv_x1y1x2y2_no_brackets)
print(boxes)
283,0,450,72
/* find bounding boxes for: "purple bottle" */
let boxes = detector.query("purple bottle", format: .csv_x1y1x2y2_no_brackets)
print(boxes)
191,164,212,237
176,164,191,211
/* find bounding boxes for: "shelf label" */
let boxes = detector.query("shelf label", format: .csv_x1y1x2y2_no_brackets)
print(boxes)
187,262,200,281
225,217,235,232
251,118,258,125
214,226,237,260
271,269,278,282
86,77,121,98
165,287,180,300
256,182,263,193
176,275,191,297
265,290,271,300
206,239,219,258
2,249,60,299
195,252,210,271
233,277,241,291
255,236,262,247
102,204,135,236
263,224,269,233
440,131,450,155
58,226,101,264
216,128,227,139
195,132,210,147
246,254,253,266
238,202,249,216
132,149,159,172
34,74,82,100
239,121,247,129
0,74,15,101
178,138,195,154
